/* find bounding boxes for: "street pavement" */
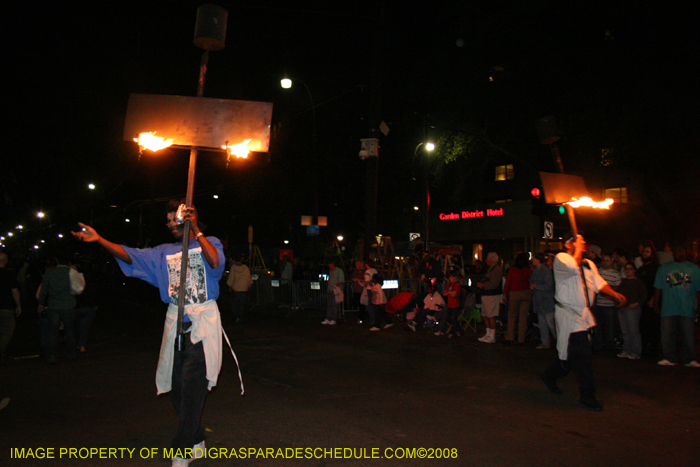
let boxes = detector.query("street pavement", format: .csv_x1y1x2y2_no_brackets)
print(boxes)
1,283,699,467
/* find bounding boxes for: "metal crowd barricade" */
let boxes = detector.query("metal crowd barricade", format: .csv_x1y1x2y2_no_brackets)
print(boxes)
249,274,423,319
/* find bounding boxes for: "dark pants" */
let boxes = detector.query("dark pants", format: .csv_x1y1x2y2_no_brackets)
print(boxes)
544,331,596,398
170,336,208,453
592,305,616,350
46,308,76,361
230,291,247,319
435,307,460,334
74,307,96,348
640,304,660,356
370,304,389,328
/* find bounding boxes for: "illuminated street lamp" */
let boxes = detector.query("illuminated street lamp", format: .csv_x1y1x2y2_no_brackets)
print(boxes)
281,76,320,228
88,183,96,190
415,142,436,247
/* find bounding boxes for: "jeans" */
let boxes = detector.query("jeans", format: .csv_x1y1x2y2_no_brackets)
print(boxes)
0,309,16,361
170,336,208,453
618,306,642,358
537,311,556,346
544,331,596,398
46,308,76,361
660,316,697,364
74,307,96,348
592,305,616,349
230,291,247,318
326,290,340,321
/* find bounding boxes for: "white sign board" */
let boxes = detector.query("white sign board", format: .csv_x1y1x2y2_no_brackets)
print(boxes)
544,221,554,239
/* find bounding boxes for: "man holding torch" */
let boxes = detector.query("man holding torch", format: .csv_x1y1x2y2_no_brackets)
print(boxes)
73,200,225,466
540,233,626,411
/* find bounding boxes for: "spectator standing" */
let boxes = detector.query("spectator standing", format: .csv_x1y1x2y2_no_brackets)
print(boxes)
350,261,366,322
615,264,648,360
530,252,555,349
322,260,344,325
503,252,533,345
227,256,253,323
368,274,389,331
0,253,22,364
435,272,462,337
592,255,621,351
653,246,700,367
37,251,77,363
477,252,503,344
636,242,660,356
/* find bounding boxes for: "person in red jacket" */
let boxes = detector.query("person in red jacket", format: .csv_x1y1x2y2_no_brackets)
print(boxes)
504,252,533,345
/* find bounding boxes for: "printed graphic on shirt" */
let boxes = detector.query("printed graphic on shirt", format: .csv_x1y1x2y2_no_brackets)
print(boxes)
166,247,208,305
666,271,691,288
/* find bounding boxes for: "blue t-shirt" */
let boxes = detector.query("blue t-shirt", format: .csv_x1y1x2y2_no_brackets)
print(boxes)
653,261,700,318
117,237,226,306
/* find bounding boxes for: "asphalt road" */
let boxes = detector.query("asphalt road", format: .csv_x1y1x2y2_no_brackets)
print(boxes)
2,284,699,467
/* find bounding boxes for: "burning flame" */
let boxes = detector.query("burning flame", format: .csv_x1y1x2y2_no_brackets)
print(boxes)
135,132,174,152
223,139,253,159
566,197,614,209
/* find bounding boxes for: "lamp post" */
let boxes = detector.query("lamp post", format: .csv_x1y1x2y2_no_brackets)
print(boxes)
415,142,435,248
281,76,320,231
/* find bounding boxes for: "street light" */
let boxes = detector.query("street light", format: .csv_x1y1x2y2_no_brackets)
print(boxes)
281,76,319,226
414,142,435,248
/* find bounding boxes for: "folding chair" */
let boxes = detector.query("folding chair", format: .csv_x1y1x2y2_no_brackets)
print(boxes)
456,305,477,332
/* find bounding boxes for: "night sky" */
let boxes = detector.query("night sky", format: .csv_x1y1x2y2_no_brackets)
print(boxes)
3,2,697,254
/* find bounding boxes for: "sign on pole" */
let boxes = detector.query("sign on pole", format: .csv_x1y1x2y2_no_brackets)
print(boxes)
544,221,554,239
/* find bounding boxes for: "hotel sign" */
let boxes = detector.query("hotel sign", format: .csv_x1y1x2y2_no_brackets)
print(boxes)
439,208,504,220
431,201,537,242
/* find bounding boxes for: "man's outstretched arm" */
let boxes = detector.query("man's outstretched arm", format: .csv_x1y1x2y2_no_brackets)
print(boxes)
72,223,132,264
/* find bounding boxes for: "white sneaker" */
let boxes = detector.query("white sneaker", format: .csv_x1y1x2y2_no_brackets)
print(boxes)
172,457,190,467
321,319,330,325
369,327,380,331
435,331,445,336
192,440,206,462
484,335,497,344
383,323,394,329
327,320,337,325
657,359,678,366
685,360,700,368
477,334,489,342
617,352,630,358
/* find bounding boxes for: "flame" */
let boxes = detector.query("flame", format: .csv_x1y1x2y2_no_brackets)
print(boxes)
566,197,614,209
135,132,174,152
223,139,253,159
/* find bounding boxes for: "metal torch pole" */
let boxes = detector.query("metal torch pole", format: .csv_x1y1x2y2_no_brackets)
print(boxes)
176,50,209,352
548,142,578,236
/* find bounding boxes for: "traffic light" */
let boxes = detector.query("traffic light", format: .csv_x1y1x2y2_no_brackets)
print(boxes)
531,186,546,215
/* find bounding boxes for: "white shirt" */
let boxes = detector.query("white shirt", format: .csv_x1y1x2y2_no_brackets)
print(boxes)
157,300,223,395
423,292,445,311
553,253,607,360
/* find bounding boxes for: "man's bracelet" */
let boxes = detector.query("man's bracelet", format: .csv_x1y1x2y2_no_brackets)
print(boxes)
195,232,204,240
